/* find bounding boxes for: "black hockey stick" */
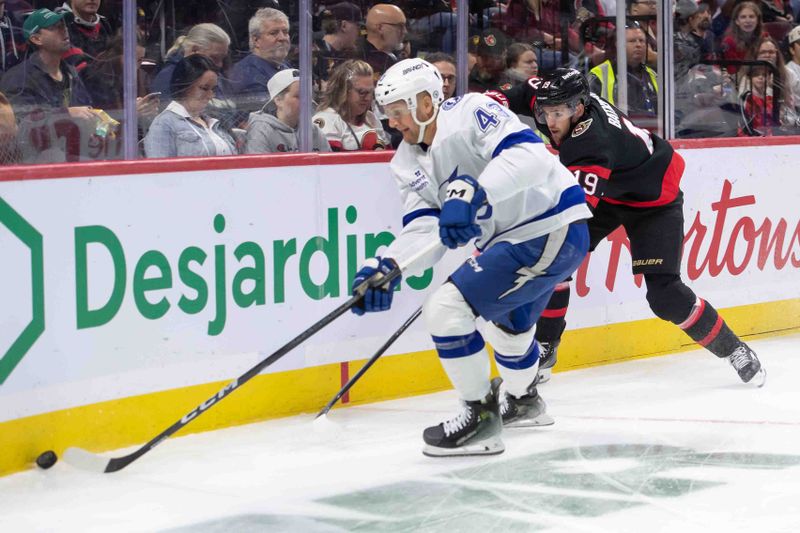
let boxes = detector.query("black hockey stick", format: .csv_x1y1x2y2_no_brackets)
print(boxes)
63,241,440,473
315,306,422,419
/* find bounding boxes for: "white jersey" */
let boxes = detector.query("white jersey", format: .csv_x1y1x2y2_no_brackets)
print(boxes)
312,107,390,151
384,93,591,273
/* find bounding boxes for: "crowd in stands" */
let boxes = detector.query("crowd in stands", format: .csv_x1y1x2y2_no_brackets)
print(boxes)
1,0,800,165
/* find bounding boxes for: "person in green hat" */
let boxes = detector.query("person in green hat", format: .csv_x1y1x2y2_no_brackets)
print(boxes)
0,8,94,159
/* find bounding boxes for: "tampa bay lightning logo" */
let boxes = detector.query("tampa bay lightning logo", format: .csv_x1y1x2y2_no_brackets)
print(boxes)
441,96,462,111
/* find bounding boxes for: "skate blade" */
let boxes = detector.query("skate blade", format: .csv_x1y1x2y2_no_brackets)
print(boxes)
537,368,552,384
504,412,555,428
749,367,767,388
422,437,505,458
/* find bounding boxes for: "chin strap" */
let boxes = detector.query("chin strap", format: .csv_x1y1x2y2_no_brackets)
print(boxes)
413,102,440,144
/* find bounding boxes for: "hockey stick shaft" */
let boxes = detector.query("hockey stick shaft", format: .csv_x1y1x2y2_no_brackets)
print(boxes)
64,240,440,473
315,306,422,419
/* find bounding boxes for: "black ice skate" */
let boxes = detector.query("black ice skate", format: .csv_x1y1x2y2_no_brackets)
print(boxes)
422,378,504,457
500,377,555,428
537,340,559,383
727,342,766,387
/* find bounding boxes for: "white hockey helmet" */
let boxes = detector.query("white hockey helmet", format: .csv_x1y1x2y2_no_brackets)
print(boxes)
375,58,444,143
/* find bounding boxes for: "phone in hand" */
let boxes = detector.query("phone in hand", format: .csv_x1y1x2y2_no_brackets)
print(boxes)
143,92,162,100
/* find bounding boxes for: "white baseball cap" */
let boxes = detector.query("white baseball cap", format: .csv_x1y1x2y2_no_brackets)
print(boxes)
267,69,300,104
789,25,800,45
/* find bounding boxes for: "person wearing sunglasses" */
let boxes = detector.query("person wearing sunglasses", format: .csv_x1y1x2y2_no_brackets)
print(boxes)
313,59,389,151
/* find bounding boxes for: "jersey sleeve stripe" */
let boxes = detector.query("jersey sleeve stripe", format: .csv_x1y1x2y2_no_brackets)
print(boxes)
402,208,441,227
568,164,611,179
600,151,684,208
491,129,543,159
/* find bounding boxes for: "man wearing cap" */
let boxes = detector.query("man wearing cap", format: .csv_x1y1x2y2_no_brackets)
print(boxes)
314,2,362,84
0,8,92,125
360,3,406,80
468,29,509,92
787,26,800,81
245,68,329,153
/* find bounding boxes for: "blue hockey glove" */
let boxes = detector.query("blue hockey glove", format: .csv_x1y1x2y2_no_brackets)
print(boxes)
351,257,401,315
439,175,488,249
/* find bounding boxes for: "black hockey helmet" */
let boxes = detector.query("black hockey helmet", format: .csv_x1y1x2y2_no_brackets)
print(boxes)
534,68,590,122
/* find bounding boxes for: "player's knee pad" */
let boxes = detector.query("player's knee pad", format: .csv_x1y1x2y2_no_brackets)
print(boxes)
644,273,696,324
423,282,482,353
483,320,535,358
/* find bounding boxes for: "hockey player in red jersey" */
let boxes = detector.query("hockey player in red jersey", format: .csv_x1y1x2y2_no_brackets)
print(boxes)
488,68,766,388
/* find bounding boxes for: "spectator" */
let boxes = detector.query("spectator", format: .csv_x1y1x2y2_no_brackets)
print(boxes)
739,64,778,134
426,51,456,99
245,68,329,153
314,2,362,86
57,0,114,71
0,8,94,161
0,91,21,163
144,55,237,158
689,2,718,60
0,0,24,72
787,25,800,79
498,42,538,89
467,28,509,92
721,1,765,73
589,24,658,119
80,32,159,135
214,0,282,60
230,7,291,114
361,3,406,81
748,35,800,113
628,0,658,67
313,59,389,151
150,23,231,98
674,0,703,82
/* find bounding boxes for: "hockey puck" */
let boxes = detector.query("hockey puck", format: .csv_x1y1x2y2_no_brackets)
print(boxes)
35,450,58,470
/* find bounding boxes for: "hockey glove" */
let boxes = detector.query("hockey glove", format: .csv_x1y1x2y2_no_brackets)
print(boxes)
439,175,487,249
351,257,401,315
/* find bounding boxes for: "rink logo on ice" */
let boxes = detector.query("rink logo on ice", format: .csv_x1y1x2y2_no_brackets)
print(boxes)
303,444,800,530
73,206,434,337
0,198,44,385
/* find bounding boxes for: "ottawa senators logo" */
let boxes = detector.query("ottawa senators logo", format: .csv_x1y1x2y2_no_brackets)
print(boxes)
484,34,497,47
572,118,593,137
313,118,325,129
499,83,512,91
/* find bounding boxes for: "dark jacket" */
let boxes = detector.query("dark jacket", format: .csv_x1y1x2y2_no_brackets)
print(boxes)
57,8,115,71
0,51,92,120
230,53,290,114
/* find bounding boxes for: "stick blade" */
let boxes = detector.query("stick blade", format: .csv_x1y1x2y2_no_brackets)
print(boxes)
63,447,111,473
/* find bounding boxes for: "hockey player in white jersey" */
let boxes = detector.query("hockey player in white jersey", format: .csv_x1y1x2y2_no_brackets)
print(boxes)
351,58,592,457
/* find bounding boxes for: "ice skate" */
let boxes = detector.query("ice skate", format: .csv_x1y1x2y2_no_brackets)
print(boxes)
422,378,504,457
727,342,766,387
537,340,559,383
500,377,555,428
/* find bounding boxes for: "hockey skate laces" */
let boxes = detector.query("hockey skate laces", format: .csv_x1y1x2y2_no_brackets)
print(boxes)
443,404,473,436
729,345,751,369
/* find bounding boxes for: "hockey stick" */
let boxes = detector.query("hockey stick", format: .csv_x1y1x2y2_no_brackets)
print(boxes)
315,306,422,419
63,240,440,473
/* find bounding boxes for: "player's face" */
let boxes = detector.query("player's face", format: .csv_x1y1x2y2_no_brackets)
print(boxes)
384,100,419,143
537,103,580,145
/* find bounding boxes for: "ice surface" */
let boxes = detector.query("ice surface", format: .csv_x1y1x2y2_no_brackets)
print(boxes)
1,333,798,533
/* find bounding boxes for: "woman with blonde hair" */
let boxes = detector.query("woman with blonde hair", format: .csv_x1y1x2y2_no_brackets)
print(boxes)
312,59,389,151
150,23,231,97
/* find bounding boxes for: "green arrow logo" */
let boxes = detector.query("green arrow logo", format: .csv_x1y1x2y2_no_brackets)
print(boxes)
0,197,44,385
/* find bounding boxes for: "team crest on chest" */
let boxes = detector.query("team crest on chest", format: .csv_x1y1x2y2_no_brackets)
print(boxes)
572,118,593,137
